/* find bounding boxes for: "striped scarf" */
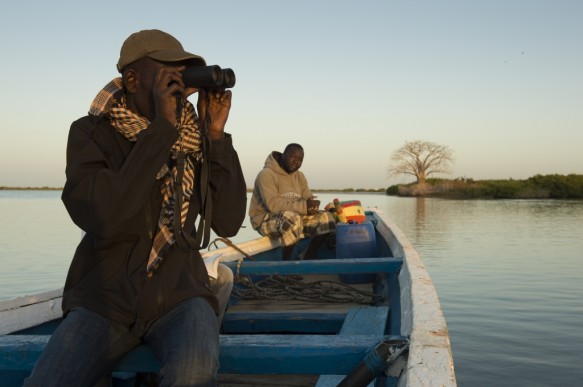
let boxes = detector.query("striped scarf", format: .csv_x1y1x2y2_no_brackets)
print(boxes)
89,78,202,276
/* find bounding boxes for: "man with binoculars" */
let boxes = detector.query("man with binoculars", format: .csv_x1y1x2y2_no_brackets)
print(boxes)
25,29,246,386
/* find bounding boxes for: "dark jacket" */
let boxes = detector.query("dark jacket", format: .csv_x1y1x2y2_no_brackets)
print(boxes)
61,114,246,328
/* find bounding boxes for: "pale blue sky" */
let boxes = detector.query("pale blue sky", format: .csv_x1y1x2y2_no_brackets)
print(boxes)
1,1,582,189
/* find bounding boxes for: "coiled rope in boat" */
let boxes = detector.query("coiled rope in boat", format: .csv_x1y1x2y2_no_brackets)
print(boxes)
232,274,377,304
209,237,377,304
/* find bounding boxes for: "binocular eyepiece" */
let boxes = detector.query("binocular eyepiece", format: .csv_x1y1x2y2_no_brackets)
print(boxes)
182,65,236,89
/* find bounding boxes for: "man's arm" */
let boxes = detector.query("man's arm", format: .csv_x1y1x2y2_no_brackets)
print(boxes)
206,134,247,237
298,171,313,200
61,117,178,239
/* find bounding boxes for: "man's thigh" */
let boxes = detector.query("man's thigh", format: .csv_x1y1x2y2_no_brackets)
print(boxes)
145,297,219,386
259,211,303,246
24,307,139,387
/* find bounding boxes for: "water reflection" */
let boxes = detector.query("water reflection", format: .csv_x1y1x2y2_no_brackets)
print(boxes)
415,197,425,228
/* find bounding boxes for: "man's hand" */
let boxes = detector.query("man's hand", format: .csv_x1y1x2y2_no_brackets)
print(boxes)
307,196,321,215
153,66,189,126
198,89,232,140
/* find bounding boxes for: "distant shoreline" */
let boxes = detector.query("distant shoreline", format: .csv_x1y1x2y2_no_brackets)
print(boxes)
0,187,63,191
2,187,385,193
387,174,583,199
6,175,581,200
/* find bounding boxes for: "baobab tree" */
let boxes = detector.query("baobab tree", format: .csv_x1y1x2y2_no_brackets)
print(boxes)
389,140,454,189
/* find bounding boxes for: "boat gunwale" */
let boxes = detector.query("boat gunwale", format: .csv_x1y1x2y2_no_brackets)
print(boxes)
370,208,457,386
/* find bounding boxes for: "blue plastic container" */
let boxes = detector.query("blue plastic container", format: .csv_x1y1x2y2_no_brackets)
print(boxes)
336,221,377,284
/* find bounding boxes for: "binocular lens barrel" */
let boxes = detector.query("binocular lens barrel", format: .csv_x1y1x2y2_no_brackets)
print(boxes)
221,68,236,89
182,65,236,89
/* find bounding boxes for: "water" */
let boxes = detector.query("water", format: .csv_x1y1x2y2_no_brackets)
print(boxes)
1,191,582,386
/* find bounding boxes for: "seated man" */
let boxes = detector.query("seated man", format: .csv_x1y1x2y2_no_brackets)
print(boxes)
249,143,336,260
25,29,246,386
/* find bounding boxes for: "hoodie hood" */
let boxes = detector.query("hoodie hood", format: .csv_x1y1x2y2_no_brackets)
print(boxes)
264,151,289,176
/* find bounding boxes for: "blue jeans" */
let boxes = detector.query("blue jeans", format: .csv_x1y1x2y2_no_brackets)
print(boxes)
24,297,219,387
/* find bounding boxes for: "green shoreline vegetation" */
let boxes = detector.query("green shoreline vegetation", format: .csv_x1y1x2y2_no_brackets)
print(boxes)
386,174,583,199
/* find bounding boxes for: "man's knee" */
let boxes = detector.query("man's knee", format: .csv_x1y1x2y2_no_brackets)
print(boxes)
280,211,302,232
211,263,234,291
279,211,303,246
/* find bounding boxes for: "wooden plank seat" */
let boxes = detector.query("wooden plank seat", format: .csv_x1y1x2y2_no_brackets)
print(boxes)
224,257,403,276
0,307,394,375
0,332,395,375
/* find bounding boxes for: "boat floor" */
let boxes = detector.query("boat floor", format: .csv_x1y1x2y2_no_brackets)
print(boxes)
217,374,319,387
214,274,375,386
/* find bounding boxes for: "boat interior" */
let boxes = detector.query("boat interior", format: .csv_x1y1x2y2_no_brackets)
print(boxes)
1,212,408,386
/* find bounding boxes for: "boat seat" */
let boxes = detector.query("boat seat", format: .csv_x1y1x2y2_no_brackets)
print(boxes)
1,332,401,377
224,256,402,276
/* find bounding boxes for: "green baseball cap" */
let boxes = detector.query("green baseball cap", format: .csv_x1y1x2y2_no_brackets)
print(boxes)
117,29,206,72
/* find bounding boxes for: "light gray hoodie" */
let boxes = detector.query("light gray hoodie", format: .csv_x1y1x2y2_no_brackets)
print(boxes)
248,151,312,229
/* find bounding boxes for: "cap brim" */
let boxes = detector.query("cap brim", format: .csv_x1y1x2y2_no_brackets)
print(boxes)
148,49,206,66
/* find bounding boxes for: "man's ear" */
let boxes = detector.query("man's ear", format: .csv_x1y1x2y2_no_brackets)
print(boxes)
122,68,138,94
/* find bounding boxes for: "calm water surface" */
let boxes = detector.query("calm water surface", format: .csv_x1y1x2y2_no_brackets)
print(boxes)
1,191,582,386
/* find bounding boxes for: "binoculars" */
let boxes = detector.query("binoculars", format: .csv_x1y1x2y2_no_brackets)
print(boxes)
183,65,236,89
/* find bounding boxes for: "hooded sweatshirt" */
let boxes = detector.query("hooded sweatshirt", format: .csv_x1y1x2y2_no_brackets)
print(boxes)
248,151,312,229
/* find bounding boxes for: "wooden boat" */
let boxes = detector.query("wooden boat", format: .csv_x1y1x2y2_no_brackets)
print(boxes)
0,208,456,386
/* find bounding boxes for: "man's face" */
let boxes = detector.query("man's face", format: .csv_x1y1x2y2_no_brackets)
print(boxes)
281,148,304,173
126,58,190,122
127,58,166,121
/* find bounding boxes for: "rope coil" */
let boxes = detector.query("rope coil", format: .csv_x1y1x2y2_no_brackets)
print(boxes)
232,274,378,304
208,237,377,304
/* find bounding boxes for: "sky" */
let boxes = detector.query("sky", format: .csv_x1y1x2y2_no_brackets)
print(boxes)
1,1,582,189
